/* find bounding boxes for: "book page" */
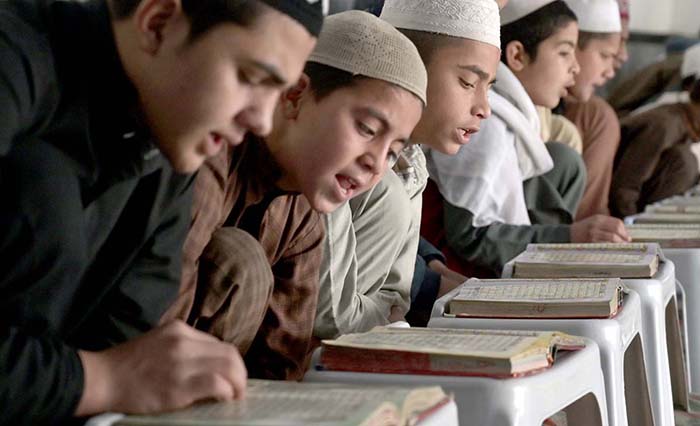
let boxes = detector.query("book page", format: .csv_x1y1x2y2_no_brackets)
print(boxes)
455,280,614,302
324,328,552,358
627,224,700,240
528,243,651,252
519,251,646,264
637,212,700,223
648,205,700,213
118,380,418,426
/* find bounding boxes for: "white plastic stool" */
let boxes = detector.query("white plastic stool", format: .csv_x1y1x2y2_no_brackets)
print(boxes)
663,248,700,391
305,339,608,426
429,290,651,426
502,259,682,425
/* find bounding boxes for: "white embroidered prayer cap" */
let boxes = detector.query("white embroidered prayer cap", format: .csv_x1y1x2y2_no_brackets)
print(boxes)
563,0,621,32
308,10,428,105
500,0,556,26
681,43,700,79
379,0,501,49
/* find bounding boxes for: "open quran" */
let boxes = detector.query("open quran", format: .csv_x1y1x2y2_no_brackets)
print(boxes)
634,212,700,224
626,223,700,248
447,278,624,318
116,379,451,426
646,204,700,213
509,243,659,278
320,327,585,378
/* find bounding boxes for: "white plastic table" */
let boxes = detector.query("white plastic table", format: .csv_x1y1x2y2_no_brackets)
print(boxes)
429,290,651,426
306,339,608,426
502,258,684,425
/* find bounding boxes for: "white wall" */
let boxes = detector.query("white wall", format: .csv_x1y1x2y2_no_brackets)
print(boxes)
629,0,699,36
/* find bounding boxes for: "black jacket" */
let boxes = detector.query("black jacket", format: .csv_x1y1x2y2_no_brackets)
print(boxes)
0,1,194,423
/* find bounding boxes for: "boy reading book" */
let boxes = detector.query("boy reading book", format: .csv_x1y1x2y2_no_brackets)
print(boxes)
162,11,427,381
313,0,502,337
0,0,322,422
424,0,629,277
560,0,627,219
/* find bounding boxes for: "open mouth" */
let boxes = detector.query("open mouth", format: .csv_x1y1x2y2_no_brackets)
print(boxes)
457,127,479,142
336,174,359,198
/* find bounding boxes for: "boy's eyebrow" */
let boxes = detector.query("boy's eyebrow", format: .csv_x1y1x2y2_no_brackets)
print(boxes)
249,60,287,86
458,64,496,85
558,40,577,49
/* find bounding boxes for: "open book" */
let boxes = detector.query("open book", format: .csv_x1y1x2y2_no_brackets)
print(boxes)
116,379,451,426
646,204,700,213
447,278,624,318
509,243,659,278
320,327,585,378
626,223,700,248
634,212,700,224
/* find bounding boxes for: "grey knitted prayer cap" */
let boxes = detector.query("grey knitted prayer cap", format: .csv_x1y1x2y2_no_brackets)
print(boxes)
307,10,428,105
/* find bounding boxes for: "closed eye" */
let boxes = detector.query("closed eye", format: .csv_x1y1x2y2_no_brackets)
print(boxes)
357,121,376,137
459,78,476,89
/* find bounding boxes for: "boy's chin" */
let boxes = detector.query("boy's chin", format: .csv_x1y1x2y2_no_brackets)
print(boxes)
310,197,342,214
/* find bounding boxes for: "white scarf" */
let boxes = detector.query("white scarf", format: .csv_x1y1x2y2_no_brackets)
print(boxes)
425,63,553,227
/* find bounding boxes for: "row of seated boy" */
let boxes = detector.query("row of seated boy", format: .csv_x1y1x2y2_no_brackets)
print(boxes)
1,0,681,424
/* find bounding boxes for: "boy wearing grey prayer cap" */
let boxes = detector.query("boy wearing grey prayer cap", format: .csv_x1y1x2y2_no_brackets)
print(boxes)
313,0,504,336
0,0,322,422
164,10,426,382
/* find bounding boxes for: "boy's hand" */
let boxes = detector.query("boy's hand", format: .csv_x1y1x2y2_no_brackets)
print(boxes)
76,321,247,416
570,214,631,243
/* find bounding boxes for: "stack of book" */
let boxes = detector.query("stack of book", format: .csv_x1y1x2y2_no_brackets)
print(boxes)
116,379,452,426
320,327,586,378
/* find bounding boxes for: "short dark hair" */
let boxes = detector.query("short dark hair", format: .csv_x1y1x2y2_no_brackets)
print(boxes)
397,29,463,66
303,62,365,101
690,79,700,103
109,0,265,40
682,75,697,92
577,31,618,50
500,1,577,63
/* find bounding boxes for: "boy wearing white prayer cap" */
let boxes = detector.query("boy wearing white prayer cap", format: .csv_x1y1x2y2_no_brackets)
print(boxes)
425,0,629,278
560,0,625,220
313,0,504,337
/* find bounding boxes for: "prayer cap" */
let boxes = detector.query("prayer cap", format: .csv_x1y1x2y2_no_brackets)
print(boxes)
500,0,556,26
308,10,428,105
563,0,621,32
681,43,700,79
261,0,325,37
380,0,501,49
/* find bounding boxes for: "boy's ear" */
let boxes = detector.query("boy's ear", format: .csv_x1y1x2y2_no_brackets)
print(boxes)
133,0,182,55
282,73,312,119
504,40,529,72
